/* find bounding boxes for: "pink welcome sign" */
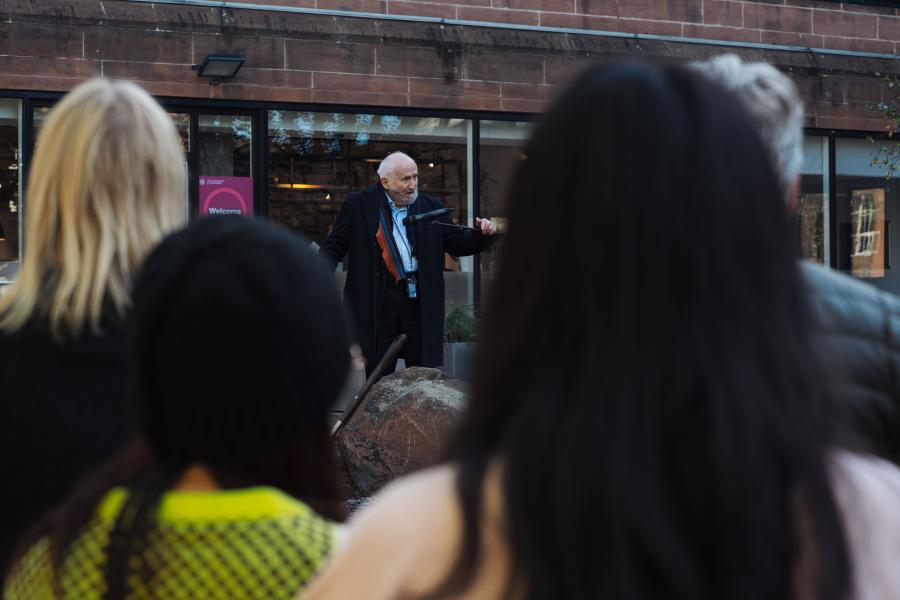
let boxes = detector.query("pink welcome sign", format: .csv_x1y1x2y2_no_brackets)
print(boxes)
199,176,254,217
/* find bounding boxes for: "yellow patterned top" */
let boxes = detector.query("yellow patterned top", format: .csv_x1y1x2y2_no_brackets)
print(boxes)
4,486,335,599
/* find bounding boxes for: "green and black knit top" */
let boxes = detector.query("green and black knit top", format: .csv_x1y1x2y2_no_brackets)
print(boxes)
4,486,336,599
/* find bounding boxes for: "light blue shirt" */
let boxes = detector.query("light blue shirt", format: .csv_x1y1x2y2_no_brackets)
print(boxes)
387,193,418,274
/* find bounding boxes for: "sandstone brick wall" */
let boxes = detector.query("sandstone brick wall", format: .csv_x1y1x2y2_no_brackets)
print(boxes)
0,0,898,130
286,0,900,55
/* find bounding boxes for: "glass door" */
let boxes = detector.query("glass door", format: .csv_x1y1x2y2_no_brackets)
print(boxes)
197,112,254,218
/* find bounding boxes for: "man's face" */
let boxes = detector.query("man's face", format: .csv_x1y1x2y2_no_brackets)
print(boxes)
381,159,419,206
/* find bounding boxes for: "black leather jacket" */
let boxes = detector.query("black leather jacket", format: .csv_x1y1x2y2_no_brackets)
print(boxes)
803,262,900,464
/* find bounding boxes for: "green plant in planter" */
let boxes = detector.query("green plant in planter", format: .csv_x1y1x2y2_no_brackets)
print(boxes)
868,75,900,178
444,303,478,343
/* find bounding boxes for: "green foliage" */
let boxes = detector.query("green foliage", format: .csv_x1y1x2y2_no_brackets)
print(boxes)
444,303,478,343
868,75,900,178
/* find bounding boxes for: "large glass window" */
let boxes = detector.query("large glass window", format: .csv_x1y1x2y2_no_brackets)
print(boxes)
267,111,472,304
0,99,21,287
478,120,533,305
835,138,900,294
26,94,900,301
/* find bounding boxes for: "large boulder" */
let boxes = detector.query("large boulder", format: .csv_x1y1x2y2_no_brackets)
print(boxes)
337,367,468,498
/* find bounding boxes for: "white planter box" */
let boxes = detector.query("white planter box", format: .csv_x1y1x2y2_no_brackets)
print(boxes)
441,342,476,382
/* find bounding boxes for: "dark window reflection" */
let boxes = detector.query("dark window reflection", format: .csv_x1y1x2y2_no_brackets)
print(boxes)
199,114,252,178
0,100,20,272
795,136,826,265
479,120,533,306
836,138,900,294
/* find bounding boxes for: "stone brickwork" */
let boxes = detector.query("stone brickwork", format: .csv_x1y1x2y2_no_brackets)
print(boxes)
0,0,898,129
266,0,900,55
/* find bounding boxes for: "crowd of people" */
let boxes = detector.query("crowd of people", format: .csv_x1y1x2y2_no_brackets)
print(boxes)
1,54,899,599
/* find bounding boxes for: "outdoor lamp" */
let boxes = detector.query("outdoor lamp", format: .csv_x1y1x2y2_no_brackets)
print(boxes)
192,54,244,84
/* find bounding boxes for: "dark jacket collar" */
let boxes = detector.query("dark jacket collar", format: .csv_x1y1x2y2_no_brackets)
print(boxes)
363,183,426,238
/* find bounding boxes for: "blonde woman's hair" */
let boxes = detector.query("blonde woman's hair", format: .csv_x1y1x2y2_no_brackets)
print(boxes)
0,79,187,337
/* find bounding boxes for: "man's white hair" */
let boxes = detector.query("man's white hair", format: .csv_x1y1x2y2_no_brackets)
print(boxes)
377,151,415,179
694,54,804,199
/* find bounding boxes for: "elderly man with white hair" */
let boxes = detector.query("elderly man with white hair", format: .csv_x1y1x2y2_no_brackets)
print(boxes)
320,151,497,375
699,54,900,465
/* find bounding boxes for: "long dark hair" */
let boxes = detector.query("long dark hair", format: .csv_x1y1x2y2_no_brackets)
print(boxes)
439,61,851,599
7,218,351,597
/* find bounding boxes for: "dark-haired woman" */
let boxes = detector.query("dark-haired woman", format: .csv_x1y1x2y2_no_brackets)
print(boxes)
4,217,354,598
303,61,900,600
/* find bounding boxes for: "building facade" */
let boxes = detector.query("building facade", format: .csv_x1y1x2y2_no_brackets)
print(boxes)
1,0,900,304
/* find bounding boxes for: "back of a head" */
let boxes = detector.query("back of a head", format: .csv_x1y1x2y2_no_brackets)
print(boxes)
131,217,351,483
0,79,186,337
694,54,804,197
444,61,848,600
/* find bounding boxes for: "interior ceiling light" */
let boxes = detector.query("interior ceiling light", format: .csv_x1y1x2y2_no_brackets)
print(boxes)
192,54,244,85
274,183,325,190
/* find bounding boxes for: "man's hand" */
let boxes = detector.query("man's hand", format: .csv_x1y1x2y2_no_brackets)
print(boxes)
475,217,499,235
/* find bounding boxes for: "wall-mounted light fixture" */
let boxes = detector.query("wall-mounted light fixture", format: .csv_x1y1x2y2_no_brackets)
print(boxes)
192,54,244,85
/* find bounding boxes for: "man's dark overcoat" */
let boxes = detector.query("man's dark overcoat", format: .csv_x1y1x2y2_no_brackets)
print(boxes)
319,183,490,367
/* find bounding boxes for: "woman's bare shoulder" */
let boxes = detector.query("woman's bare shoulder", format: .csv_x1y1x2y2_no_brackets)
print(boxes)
831,451,900,599
302,465,463,600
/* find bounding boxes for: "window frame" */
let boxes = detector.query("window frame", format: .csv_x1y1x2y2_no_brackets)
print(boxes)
7,89,899,298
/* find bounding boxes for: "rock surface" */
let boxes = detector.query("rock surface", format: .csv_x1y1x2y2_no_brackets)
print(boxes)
337,367,468,498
